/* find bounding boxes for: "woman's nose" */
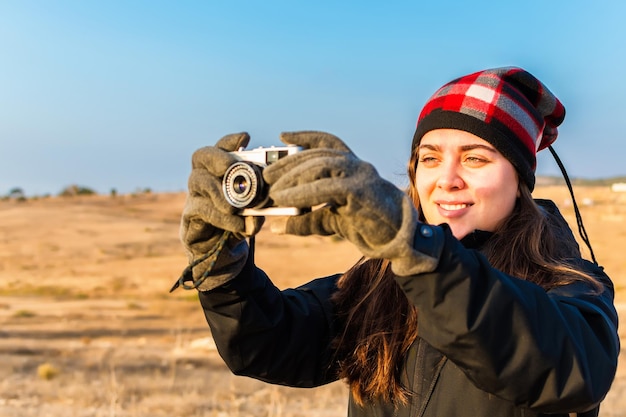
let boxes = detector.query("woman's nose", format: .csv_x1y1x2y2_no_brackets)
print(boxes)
436,162,465,190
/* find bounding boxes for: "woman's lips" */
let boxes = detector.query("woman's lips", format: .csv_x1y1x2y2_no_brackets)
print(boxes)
436,202,472,218
439,203,469,211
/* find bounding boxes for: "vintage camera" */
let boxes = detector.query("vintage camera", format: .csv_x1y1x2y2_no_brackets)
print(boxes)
222,145,304,216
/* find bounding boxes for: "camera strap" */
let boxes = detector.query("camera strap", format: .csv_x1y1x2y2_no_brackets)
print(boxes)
548,145,597,265
169,230,232,292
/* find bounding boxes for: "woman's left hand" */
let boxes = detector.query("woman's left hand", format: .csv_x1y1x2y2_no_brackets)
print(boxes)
263,131,440,276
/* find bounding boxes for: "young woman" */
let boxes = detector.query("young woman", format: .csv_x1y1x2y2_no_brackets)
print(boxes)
177,67,619,416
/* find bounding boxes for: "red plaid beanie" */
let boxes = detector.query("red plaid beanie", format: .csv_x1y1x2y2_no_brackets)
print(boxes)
411,67,565,191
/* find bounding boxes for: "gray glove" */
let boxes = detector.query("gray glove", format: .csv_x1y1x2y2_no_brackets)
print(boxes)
178,132,264,291
263,131,439,276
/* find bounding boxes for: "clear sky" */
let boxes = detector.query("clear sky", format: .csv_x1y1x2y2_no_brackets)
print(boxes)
1,1,625,196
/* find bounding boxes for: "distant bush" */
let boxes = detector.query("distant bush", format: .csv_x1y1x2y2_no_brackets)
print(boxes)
131,187,152,196
8,187,25,198
5,187,26,200
37,363,59,380
59,184,97,197
13,309,36,318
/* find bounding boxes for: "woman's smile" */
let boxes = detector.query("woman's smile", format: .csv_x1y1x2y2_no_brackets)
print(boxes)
436,201,472,217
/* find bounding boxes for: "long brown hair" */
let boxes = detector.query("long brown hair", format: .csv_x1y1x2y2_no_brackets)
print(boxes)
332,149,600,406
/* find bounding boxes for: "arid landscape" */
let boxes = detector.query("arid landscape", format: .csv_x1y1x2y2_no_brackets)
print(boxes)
1,186,625,416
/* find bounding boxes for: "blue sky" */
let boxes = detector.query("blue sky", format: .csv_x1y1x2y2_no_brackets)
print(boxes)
1,1,625,196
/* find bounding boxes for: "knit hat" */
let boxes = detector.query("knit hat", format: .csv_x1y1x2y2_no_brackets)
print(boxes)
411,67,565,191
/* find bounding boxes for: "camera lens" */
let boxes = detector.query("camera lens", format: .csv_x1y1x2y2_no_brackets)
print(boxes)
232,175,248,194
222,161,268,208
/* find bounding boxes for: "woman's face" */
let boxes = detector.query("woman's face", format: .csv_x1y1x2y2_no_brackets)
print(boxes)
415,129,520,240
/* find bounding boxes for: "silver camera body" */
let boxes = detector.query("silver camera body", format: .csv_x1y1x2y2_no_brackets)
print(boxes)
222,145,303,216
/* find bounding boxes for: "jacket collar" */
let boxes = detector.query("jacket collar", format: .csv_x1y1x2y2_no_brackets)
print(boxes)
459,230,493,250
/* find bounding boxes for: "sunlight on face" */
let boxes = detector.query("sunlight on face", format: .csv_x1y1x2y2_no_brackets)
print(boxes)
415,129,520,239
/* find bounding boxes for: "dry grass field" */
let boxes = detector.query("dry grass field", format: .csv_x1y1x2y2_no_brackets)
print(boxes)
0,187,624,416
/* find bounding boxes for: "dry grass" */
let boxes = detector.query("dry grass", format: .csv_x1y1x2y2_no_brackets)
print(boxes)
0,189,624,416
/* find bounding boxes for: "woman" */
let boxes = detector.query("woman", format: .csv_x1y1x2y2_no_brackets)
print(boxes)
177,67,619,416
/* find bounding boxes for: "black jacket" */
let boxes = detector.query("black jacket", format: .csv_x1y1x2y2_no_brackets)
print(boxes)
198,203,619,417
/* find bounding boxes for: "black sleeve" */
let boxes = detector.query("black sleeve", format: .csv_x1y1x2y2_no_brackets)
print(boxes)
395,225,620,413
197,245,342,388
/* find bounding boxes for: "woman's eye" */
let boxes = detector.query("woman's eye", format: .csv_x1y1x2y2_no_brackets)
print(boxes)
464,156,488,166
417,158,438,168
418,156,439,165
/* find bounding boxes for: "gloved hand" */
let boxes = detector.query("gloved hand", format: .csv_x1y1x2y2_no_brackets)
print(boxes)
179,132,264,291
263,131,440,276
